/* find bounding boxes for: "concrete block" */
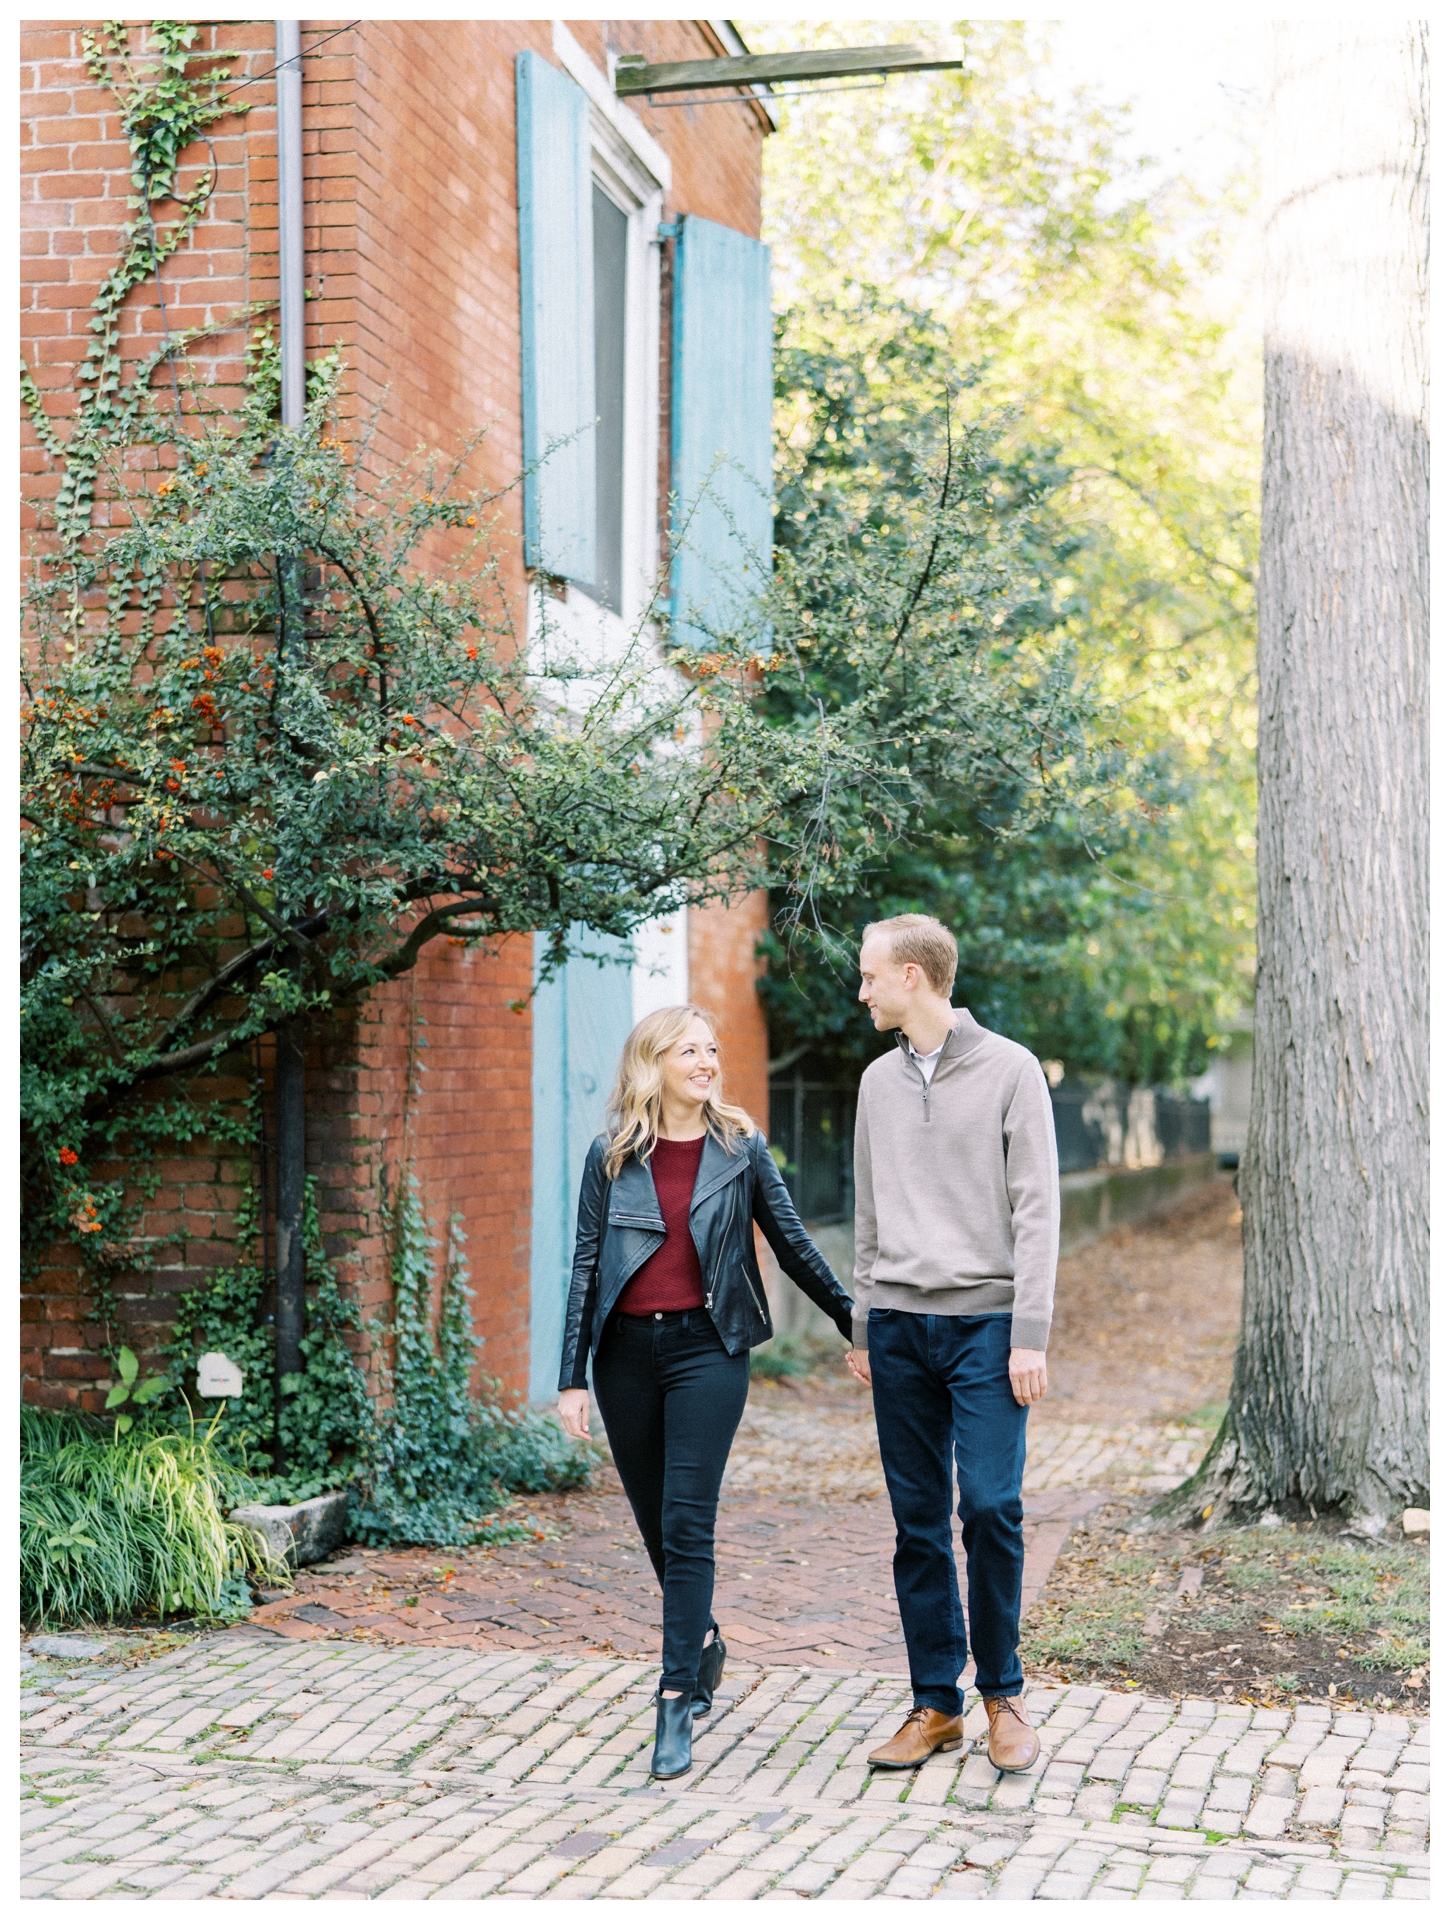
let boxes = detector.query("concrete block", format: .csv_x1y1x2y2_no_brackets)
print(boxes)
26,1635,110,1659
1240,1798,1291,1839
1297,1787,1345,1826
1120,1768,1167,1806
230,1491,350,1569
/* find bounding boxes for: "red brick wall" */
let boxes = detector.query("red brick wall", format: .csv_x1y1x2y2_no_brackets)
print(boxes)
689,897,772,1133
20,20,771,1411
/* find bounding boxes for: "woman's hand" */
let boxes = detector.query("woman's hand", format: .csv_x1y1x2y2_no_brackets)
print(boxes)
557,1389,591,1440
845,1348,871,1386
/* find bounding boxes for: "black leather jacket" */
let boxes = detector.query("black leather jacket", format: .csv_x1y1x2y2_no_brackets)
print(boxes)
558,1127,855,1390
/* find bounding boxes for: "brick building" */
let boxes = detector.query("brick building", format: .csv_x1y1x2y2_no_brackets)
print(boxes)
20,20,777,1408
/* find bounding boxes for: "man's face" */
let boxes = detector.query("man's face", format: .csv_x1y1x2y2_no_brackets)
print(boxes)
858,932,914,1030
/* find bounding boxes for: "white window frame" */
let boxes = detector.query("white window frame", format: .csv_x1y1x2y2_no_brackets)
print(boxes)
537,24,689,1006
545,21,668,640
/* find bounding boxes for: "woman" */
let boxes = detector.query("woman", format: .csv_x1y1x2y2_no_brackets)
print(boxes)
557,1004,855,1780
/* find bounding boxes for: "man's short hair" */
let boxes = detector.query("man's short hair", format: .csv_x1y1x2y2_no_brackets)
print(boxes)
861,914,958,995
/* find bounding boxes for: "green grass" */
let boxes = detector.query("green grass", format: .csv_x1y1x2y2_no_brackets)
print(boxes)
1021,1551,1156,1668
1206,1529,1429,1666
1026,1508,1429,1697
20,1408,283,1628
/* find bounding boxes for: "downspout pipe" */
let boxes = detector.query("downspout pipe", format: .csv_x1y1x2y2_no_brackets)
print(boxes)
272,20,307,1427
275,21,306,426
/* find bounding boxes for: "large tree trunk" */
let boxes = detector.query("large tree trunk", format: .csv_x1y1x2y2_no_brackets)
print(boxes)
1168,23,1429,1532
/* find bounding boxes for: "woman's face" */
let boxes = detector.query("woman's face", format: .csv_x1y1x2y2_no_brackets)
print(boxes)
660,1017,720,1113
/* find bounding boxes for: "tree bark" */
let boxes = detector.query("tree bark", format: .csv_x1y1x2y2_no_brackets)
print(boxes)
1166,23,1429,1532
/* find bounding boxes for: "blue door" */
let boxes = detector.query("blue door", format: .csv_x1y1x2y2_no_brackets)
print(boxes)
528,932,635,1401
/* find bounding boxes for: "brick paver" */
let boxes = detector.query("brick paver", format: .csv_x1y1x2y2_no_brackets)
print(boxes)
20,1637,1430,1900
226,1481,1102,1677
725,1390,1215,1501
227,1384,1140,1671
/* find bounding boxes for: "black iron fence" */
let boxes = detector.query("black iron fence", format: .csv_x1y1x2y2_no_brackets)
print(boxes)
767,1074,856,1224
1050,1081,1211,1174
1153,1089,1213,1162
769,1069,1211,1215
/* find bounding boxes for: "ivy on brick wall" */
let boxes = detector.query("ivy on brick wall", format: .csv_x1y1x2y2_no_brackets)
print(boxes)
23,21,257,556
351,1170,594,1546
161,1177,376,1504
162,1166,591,1528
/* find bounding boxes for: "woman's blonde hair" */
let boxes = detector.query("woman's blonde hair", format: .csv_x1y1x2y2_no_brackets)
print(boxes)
603,1004,754,1179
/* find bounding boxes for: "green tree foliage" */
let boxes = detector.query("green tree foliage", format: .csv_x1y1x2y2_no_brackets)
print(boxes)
18,348,877,1262
756,19,1258,1079
761,295,1217,1082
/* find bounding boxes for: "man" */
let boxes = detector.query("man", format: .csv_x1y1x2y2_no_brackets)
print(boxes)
845,913,1057,1775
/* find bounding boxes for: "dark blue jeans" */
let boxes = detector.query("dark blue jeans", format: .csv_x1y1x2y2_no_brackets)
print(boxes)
592,1308,749,1694
868,1308,1029,1713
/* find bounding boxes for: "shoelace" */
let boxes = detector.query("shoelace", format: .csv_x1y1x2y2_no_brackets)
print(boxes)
988,1696,1031,1728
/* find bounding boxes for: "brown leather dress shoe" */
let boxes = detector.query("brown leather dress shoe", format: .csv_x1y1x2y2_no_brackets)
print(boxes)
983,1694,1039,1772
866,1705,964,1770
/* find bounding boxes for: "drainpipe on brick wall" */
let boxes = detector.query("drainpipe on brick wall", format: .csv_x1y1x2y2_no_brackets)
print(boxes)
272,20,307,1429
276,21,306,426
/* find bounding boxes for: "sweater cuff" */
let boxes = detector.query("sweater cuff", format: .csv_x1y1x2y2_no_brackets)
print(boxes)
851,1309,869,1350
1009,1311,1051,1352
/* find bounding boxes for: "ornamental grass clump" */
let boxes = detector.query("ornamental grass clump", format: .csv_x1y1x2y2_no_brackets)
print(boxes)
20,1406,281,1628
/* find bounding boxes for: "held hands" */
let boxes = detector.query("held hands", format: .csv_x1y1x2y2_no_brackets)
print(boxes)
557,1388,591,1441
845,1348,871,1386
1008,1348,1048,1406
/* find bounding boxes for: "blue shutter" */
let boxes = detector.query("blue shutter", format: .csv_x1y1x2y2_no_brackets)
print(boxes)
516,50,595,581
670,215,774,645
528,932,635,1402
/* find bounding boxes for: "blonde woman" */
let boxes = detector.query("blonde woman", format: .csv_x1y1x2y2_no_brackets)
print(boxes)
558,1004,855,1780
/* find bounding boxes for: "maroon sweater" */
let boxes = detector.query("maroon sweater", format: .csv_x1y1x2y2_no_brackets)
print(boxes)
615,1134,706,1315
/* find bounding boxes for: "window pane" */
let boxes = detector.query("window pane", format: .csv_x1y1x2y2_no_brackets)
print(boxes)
591,185,628,613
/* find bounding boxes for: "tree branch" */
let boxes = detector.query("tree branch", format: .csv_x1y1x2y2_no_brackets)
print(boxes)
371,893,502,981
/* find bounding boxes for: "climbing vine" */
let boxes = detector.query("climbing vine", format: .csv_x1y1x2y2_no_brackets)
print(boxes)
350,1170,594,1547
162,1177,376,1503
23,21,257,556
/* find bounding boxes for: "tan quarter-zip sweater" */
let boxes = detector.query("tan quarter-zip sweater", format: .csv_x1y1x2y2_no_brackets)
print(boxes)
852,1008,1060,1351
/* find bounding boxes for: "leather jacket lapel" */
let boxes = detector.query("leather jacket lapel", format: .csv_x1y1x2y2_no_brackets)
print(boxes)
606,1154,664,1229
690,1129,751,1209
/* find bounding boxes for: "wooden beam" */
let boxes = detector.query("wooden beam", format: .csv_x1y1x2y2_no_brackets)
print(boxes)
613,41,963,98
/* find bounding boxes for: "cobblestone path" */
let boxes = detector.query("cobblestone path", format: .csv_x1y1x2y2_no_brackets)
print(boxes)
230,1479,1101,1677
724,1393,1215,1500
232,1384,1198,1666
20,1636,1430,1900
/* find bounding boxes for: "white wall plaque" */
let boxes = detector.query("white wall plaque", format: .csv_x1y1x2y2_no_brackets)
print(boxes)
196,1352,245,1398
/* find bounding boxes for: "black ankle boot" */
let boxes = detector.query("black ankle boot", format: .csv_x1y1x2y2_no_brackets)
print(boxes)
650,1688,694,1779
691,1624,727,1719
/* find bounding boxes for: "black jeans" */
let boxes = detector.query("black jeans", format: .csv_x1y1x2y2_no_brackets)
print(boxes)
592,1307,749,1694
868,1308,1029,1713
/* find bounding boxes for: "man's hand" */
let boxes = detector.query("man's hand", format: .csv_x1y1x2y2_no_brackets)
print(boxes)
845,1347,871,1386
557,1388,591,1440
1008,1348,1048,1407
